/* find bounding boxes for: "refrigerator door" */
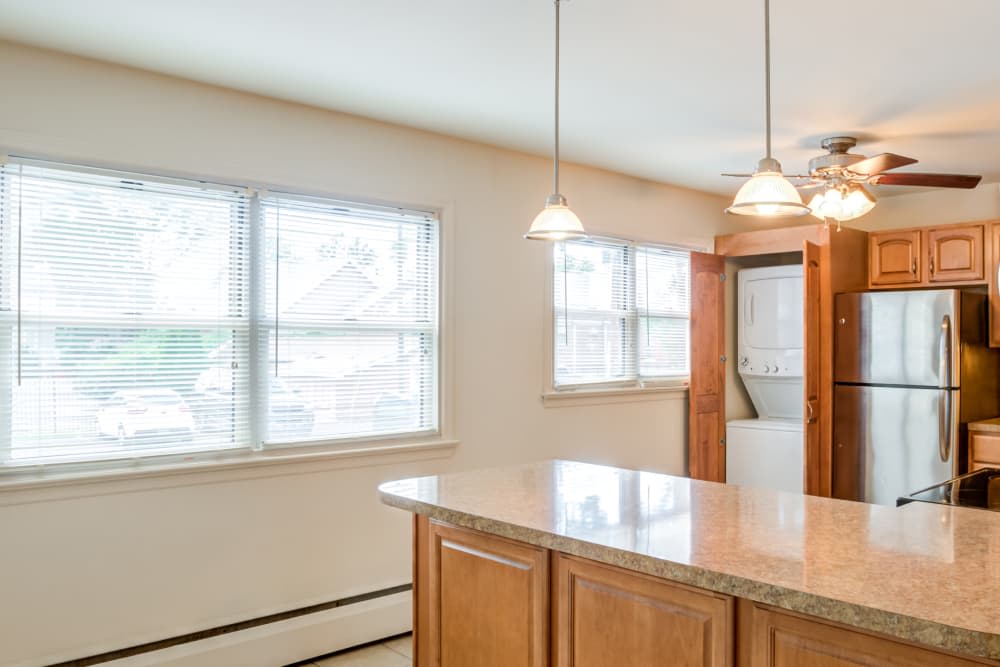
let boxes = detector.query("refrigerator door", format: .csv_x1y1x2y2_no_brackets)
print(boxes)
833,384,959,505
834,290,959,387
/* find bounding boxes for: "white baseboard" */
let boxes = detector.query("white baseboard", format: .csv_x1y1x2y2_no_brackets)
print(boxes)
104,592,411,667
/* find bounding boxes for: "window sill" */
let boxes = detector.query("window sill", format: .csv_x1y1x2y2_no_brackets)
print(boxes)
542,384,688,408
0,438,459,506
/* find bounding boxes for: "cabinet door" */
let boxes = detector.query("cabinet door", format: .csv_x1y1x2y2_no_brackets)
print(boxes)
554,554,733,667
803,242,822,496
990,223,1000,347
689,251,726,482
970,433,1000,469
417,519,549,667
869,230,921,286
928,224,985,282
747,603,985,667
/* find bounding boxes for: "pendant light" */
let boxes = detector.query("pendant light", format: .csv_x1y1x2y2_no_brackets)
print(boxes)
726,0,810,217
525,0,586,241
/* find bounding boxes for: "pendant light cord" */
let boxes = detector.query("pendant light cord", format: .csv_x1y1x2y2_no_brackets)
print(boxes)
764,0,772,160
553,0,561,196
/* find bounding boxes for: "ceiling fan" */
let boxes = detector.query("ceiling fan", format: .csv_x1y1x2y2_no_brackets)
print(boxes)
724,136,983,222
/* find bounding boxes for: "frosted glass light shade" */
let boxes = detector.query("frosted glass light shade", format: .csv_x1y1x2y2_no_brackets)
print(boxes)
525,200,586,241
807,184,876,222
726,171,811,217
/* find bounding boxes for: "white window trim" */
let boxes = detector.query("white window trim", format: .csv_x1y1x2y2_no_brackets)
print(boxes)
542,230,707,406
0,152,458,484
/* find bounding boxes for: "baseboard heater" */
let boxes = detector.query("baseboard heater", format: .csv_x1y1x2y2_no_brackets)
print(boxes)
49,584,413,667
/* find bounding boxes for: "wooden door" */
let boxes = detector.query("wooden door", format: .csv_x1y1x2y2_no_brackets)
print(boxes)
989,223,1000,347
553,554,733,667
689,251,726,482
416,518,549,667
803,242,821,496
747,602,986,666
928,224,985,282
869,230,921,286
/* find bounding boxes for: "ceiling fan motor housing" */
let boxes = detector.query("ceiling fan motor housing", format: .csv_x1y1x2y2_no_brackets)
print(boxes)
809,136,865,176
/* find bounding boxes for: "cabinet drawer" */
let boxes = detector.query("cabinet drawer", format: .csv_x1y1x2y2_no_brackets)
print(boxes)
970,433,1000,464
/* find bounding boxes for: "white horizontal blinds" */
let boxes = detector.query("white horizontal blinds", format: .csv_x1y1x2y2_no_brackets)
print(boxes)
261,194,438,443
637,245,690,379
553,237,636,387
0,161,251,465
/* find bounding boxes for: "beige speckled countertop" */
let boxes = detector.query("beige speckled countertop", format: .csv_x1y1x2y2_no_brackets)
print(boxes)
380,460,1000,661
970,418,1000,434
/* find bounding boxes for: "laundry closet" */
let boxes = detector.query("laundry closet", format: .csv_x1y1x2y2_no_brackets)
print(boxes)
687,225,868,496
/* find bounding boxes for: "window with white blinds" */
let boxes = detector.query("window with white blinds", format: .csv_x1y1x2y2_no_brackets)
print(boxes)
0,158,440,468
261,195,438,444
552,236,689,389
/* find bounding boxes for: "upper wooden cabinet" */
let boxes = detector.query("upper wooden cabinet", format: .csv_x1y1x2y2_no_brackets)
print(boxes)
928,225,985,282
870,223,987,288
869,229,921,286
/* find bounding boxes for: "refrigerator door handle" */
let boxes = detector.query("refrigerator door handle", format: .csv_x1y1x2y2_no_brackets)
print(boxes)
939,390,956,464
939,314,952,389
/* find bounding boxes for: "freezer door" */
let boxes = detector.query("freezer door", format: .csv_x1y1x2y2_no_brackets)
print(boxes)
834,290,959,387
833,385,958,505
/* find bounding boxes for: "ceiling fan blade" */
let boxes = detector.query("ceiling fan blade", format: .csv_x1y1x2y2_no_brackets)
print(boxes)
847,153,918,176
721,173,754,177
868,173,983,189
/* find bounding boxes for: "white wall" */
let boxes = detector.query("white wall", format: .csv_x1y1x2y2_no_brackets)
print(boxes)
852,184,1000,231
0,41,737,666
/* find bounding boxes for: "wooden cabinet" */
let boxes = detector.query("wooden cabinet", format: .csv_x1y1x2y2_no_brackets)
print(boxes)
689,251,726,483
414,521,994,667
415,518,549,667
928,225,985,282
745,602,987,666
553,554,733,667
870,223,987,288
969,432,1000,472
990,223,1000,347
870,229,922,286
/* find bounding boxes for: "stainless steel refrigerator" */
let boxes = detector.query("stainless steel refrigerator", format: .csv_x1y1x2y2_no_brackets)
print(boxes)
833,289,1000,505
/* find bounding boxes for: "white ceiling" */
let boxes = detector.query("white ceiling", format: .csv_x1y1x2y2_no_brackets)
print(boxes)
0,0,998,196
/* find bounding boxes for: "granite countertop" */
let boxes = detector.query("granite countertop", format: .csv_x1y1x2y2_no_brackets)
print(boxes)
970,418,1000,434
379,459,1000,661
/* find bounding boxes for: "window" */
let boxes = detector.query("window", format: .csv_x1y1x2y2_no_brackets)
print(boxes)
552,236,689,390
0,158,440,468
261,195,438,444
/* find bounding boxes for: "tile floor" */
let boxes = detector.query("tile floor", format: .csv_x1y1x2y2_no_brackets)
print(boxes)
297,633,412,666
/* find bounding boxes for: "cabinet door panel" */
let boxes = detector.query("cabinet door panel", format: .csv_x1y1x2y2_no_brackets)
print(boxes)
869,230,921,286
689,251,726,482
554,554,733,667
990,223,1000,347
748,603,984,667
928,225,984,282
420,520,549,667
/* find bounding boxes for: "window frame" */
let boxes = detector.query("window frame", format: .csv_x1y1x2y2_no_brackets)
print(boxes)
0,156,450,477
543,232,701,405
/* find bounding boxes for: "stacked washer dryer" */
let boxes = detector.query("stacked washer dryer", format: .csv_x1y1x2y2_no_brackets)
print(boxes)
726,264,804,494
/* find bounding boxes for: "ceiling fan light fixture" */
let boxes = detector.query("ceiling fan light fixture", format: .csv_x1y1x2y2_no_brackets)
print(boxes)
726,158,811,217
807,183,876,222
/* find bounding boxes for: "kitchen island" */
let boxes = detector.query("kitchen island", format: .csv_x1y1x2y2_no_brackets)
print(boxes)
379,459,1000,666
